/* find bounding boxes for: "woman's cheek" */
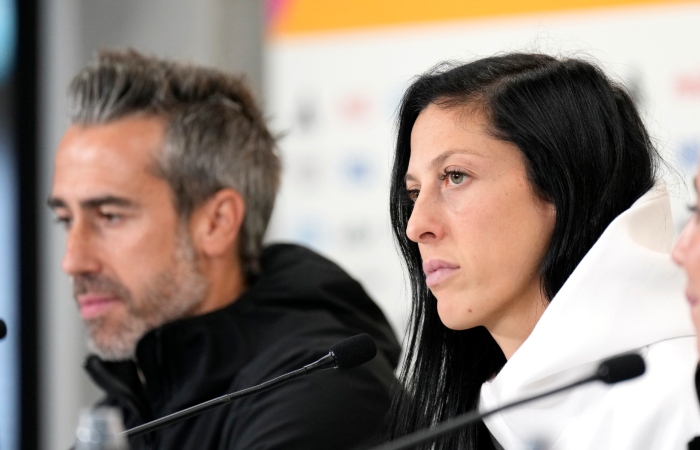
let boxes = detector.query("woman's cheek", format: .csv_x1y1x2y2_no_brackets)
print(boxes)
442,186,472,215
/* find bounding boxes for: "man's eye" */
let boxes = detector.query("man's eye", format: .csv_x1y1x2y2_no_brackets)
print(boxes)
53,215,72,228
99,212,122,223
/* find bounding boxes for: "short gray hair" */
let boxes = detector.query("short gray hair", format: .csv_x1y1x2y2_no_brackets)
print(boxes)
68,49,280,278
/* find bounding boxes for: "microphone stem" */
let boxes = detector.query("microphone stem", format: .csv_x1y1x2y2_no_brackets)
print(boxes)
371,375,596,450
122,351,340,439
123,366,310,438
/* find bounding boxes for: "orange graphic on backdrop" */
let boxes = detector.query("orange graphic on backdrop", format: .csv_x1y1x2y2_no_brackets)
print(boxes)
268,0,699,37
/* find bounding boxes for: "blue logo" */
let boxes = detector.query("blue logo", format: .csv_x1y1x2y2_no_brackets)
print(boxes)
341,153,375,187
677,139,700,172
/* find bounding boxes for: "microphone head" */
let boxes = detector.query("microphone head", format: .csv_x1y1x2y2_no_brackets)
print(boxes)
330,333,377,370
595,353,645,384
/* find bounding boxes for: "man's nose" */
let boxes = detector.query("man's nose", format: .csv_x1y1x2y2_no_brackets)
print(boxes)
61,220,101,276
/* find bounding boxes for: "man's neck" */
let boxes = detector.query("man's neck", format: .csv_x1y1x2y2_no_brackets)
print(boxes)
194,259,247,315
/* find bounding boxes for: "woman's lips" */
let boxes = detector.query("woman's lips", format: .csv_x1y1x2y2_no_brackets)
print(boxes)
686,293,698,307
423,259,460,288
77,294,120,320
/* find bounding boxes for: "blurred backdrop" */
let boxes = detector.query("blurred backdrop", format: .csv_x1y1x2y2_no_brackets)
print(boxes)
2,0,697,448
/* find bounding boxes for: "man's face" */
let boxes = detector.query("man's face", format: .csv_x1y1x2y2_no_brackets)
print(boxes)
49,115,208,360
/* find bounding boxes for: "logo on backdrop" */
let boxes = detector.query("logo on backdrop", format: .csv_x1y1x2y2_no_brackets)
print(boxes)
341,152,376,188
676,72,700,98
677,139,700,173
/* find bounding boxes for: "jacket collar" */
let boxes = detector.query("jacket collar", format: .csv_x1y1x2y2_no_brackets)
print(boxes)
86,298,252,420
480,185,695,442
134,300,251,414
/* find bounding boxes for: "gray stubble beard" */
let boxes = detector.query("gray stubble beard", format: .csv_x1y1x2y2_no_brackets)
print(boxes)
80,232,209,361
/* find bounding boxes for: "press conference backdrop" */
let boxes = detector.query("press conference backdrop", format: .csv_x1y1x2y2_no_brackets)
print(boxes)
32,1,700,449
264,0,700,335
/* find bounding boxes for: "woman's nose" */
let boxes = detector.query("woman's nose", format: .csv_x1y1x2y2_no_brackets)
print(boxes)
406,192,444,244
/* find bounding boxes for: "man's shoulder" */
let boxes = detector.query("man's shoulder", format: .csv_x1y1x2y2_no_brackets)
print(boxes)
219,330,397,450
235,242,401,369
232,330,377,386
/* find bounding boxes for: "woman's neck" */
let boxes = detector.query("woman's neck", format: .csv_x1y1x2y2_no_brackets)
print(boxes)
486,286,549,360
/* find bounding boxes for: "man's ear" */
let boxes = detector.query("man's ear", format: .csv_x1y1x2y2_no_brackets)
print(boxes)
189,189,245,258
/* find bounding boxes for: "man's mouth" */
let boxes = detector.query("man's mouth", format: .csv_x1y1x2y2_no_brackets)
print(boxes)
77,294,120,320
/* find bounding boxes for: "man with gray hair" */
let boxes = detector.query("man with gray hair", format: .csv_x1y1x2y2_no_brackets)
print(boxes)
48,49,399,449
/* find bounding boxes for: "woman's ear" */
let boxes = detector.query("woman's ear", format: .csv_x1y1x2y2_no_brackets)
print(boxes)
189,189,246,258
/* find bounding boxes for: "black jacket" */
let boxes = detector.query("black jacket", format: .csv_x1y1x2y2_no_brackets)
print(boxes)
85,244,401,449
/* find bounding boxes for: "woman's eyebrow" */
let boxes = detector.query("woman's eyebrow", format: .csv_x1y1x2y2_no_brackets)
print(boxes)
430,149,484,170
404,149,484,184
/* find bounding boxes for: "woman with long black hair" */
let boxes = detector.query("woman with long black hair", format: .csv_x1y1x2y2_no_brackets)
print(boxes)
388,53,700,448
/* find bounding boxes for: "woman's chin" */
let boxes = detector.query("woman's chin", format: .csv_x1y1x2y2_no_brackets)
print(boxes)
436,300,476,331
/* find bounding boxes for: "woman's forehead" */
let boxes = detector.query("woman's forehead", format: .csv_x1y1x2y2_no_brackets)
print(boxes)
406,106,516,177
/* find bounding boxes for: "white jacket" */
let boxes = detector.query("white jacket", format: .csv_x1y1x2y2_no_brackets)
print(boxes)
480,186,700,449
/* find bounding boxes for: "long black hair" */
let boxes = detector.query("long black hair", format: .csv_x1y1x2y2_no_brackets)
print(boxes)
388,53,659,448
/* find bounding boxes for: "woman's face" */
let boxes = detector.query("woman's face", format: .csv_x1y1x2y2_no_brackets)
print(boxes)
672,177,700,354
405,104,555,352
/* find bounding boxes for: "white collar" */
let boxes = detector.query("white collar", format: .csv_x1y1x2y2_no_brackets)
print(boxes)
479,185,694,440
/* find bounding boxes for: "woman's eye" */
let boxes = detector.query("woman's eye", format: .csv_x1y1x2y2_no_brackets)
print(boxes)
407,189,419,202
447,171,466,185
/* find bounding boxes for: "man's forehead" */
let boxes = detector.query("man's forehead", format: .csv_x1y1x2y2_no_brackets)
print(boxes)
55,117,166,173
61,115,165,151
51,116,171,204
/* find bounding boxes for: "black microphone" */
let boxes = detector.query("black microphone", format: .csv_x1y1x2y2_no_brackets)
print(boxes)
370,353,645,450
0,319,6,340
122,333,377,438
